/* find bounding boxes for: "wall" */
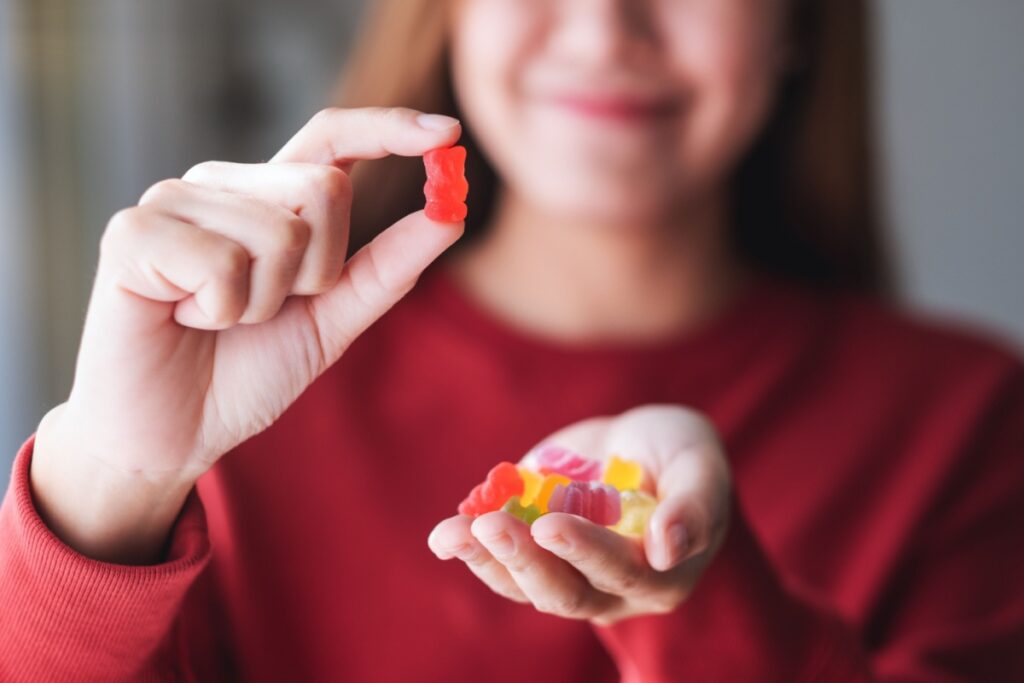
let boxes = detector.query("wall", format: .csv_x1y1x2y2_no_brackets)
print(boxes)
875,0,1024,346
1,0,1022,485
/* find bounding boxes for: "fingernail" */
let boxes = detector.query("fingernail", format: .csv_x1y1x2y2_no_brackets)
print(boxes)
483,533,515,560
417,113,460,131
535,534,571,556
662,523,689,569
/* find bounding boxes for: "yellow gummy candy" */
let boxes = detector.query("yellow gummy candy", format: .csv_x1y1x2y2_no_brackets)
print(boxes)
517,466,543,507
611,490,657,537
602,455,644,491
533,474,571,514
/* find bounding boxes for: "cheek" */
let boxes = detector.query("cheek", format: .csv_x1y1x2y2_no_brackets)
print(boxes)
453,5,606,218
666,3,785,192
450,1,535,184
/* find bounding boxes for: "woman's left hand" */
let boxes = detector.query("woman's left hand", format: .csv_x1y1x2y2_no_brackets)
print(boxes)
428,405,732,626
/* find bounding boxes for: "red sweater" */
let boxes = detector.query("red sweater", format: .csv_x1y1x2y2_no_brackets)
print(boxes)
2,268,1023,682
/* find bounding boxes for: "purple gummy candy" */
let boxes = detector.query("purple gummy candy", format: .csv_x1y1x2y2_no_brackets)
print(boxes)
535,444,602,481
547,482,622,526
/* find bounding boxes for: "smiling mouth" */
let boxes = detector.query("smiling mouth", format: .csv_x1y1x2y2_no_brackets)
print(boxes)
544,92,684,123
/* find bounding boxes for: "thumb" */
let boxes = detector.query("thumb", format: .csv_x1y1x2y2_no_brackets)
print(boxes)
305,209,464,367
645,441,732,572
601,405,733,573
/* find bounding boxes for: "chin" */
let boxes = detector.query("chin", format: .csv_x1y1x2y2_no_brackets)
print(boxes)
525,184,674,227
512,161,685,226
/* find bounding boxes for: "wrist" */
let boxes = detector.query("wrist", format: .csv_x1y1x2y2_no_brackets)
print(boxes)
30,404,197,564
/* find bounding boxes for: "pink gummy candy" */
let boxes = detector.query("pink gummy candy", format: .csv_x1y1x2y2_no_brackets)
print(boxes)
547,482,622,526
535,444,602,481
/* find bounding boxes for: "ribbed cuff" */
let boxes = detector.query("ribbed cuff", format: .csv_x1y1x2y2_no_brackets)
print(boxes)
0,434,211,682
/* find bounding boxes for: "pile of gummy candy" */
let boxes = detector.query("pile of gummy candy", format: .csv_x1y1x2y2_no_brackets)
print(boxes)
458,444,658,537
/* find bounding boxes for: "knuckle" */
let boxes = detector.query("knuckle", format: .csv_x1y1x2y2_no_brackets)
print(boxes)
365,239,408,294
211,242,251,282
609,565,645,594
105,207,136,236
539,589,586,618
381,106,409,126
102,207,145,252
310,107,340,128
311,166,352,207
460,546,490,568
139,178,185,205
276,217,312,254
501,554,532,574
337,249,385,306
182,160,226,184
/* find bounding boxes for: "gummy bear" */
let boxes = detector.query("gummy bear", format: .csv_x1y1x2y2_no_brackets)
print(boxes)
458,462,524,517
535,444,602,481
547,482,622,526
423,145,468,222
501,496,541,525
533,473,572,514
602,455,644,491
610,490,657,537
517,466,543,507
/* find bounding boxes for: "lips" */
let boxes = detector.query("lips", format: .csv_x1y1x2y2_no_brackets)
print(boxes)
543,92,683,123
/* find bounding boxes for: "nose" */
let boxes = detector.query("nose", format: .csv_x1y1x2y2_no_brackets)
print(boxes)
548,0,660,67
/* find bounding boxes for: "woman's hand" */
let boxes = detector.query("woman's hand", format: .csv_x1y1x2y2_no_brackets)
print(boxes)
428,405,731,625
31,107,464,563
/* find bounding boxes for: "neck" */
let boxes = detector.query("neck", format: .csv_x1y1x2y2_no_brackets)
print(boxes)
448,190,747,345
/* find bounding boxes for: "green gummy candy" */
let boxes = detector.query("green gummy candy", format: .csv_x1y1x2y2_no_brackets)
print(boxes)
501,496,541,525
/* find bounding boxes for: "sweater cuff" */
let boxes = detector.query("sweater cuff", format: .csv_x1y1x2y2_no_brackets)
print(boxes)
592,496,872,683
0,433,211,680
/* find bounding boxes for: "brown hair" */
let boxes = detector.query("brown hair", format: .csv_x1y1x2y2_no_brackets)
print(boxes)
338,0,891,294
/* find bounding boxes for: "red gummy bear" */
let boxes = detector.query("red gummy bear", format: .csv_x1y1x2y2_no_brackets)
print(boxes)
423,145,468,222
458,461,524,517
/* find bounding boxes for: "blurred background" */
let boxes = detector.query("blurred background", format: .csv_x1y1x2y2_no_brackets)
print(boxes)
1,0,1022,484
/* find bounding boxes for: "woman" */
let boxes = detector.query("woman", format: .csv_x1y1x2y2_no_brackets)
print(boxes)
2,0,1021,681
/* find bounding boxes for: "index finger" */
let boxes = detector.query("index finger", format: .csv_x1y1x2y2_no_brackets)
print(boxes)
270,107,462,168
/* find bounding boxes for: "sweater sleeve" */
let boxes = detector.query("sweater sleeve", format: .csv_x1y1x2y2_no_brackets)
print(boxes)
593,500,874,683
0,434,212,683
593,369,1024,683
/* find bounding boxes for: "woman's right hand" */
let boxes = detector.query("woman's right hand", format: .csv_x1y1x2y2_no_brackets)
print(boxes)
29,107,464,563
